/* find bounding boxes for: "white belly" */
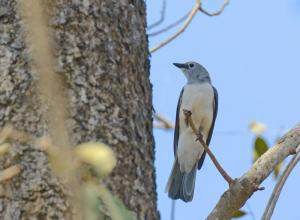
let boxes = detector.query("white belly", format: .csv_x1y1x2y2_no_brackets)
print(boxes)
177,83,214,172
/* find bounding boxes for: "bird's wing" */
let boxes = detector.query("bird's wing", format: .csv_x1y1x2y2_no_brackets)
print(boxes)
174,88,184,157
197,86,218,169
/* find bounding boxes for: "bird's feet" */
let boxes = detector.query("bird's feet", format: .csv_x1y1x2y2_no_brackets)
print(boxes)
183,109,192,127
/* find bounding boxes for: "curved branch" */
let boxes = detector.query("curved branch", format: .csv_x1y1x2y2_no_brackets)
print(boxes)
261,149,300,220
148,0,167,30
148,11,190,37
206,124,300,220
199,0,230,17
149,0,201,53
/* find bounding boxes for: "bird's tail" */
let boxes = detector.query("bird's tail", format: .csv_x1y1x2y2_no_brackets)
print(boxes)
165,159,197,202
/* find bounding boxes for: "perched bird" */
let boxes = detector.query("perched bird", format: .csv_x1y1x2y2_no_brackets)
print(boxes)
166,61,218,202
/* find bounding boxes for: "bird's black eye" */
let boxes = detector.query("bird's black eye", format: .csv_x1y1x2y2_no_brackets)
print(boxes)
189,63,194,68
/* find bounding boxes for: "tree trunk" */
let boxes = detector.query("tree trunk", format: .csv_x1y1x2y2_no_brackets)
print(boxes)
0,1,159,220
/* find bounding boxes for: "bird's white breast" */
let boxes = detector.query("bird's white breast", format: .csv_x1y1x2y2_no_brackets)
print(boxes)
177,83,214,172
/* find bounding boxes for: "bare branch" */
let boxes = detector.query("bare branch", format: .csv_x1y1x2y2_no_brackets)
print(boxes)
148,0,167,30
261,146,300,220
148,11,190,37
153,113,174,130
183,109,234,185
199,0,230,16
206,124,300,220
149,0,230,53
149,0,201,53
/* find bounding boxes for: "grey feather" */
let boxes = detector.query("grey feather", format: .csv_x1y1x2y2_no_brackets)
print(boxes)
173,88,184,156
197,86,218,169
166,159,197,202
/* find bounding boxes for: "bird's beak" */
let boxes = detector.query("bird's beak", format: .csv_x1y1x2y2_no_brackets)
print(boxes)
173,63,188,69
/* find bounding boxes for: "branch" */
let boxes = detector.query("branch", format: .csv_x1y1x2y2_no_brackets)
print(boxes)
261,146,300,220
149,0,230,53
183,109,234,185
199,0,230,16
206,123,300,220
149,0,201,53
153,113,174,130
148,0,166,30
148,11,190,37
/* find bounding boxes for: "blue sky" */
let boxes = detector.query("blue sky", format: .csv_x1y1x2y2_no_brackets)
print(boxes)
146,0,300,219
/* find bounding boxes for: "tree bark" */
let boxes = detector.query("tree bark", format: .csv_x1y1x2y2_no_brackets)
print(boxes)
0,1,159,220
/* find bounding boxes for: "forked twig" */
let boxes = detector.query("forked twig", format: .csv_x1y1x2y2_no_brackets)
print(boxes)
150,0,201,53
183,109,234,185
199,0,230,16
149,0,230,53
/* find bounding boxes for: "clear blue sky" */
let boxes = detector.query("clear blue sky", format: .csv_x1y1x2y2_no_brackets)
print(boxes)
146,0,300,219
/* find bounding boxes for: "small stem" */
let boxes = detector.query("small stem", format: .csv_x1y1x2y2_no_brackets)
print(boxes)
183,109,234,185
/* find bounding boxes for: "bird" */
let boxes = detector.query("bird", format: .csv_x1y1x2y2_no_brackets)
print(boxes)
165,61,218,202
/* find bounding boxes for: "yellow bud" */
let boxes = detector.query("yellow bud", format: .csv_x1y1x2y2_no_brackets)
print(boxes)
75,142,116,176
0,143,10,156
249,120,267,135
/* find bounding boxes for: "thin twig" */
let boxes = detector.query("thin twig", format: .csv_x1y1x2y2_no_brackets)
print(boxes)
199,0,230,16
261,147,300,220
183,109,234,185
148,11,190,37
150,0,201,53
148,0,167,30
153,113,174,129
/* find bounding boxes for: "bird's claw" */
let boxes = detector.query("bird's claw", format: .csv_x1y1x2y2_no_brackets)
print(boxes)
183,109,192,127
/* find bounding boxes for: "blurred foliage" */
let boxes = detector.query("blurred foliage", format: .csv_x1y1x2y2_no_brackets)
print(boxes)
0,125,136,219
250,121,283,180
249,120,267,135
232,209,246,218
0,143,10,156
43,140,137,220
253,137,269,162
75,142,117,177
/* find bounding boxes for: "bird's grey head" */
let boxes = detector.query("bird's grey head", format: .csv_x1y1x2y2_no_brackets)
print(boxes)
173,61,211,84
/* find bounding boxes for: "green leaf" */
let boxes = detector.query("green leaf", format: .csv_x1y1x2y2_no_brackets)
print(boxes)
232,209,246,218
83,183,104,220
111,196,138,220
253,137,269,162
98,184,138,220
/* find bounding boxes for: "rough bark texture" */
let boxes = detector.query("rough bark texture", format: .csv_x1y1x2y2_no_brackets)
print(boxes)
0,1,159,220
206,123,300,220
